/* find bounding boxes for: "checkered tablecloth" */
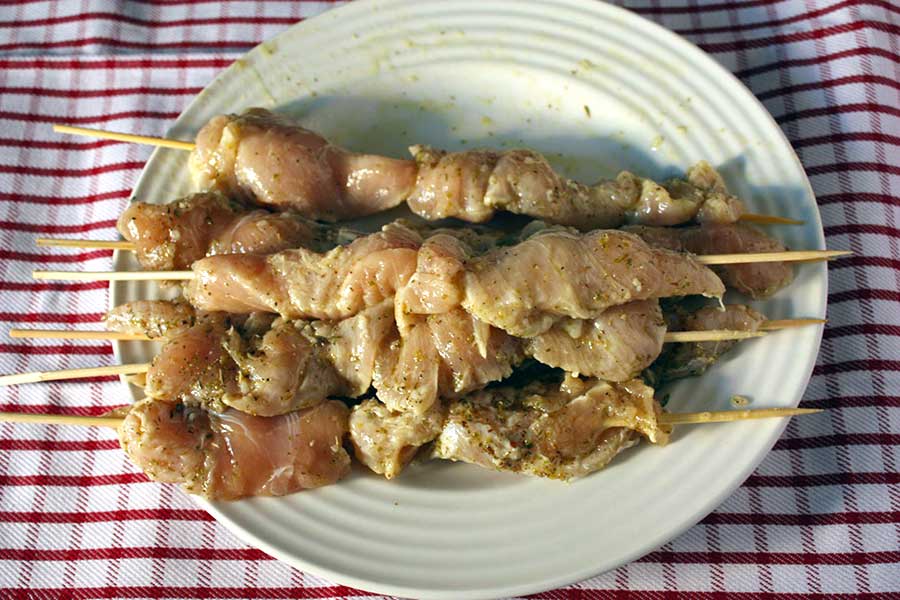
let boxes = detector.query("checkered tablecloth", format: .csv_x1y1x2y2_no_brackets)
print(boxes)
0,1,896,598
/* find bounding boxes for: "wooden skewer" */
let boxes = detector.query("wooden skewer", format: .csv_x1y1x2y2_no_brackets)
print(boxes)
655,407,821,426
52,124,196,152
8,329,153,341
32,270,194,281
758,318,826,330
30,250,850,282
0,412,122,429
35,238,135,251
695,250,850,265
52,124,804,226
0,406,821,431
0,363,149,386
8,316,823,344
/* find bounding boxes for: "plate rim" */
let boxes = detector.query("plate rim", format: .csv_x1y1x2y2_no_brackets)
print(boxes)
111,1,827,597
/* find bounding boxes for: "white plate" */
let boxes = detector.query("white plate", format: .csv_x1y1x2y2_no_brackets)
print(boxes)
112,1,827,598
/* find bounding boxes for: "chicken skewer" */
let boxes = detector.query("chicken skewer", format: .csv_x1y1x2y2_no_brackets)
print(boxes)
39,218,800,299
29,250,850,282
54,116,802,227
0,308,820,389
0,402,822,493
0,406,823,430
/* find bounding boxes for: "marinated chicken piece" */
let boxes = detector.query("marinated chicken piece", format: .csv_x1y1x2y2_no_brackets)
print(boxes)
144,317,237,410
463,228,725,337
409,146,743,228
190,108,417,220
649,304,766,382
349,399,445,478
624,223,793,298
526,300,667,380
221,319,346,416
374,308,524,415
313,300,397,396
184,220,422,320
145,318,345,416
119,398,351,500
104,300,197,339
631,161,743,226
433,376,669,480
117,191,340,271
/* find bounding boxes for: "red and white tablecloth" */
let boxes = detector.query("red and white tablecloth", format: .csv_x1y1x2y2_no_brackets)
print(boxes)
0,1,896,598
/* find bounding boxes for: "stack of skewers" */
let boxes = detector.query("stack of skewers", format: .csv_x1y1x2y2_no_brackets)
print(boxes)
0,108,844,500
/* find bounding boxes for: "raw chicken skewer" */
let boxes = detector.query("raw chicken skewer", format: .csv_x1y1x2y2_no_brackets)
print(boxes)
53,117,801,227
0,398,352,501
0,314,821,388
0,406,823,430
7,316,824,344
29,249,850,282
0,400,821,492
39,218,799,299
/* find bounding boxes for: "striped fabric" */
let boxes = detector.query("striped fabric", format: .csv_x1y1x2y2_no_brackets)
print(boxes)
0,1,897,598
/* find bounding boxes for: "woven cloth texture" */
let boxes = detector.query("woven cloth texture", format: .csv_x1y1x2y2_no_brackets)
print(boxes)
0,1,897,598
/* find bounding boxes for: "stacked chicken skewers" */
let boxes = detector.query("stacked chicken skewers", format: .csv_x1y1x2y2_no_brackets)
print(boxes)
2,108,840,500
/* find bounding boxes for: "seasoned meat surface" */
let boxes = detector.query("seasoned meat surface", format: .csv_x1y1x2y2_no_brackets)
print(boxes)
119,398,351,500
526,300,667,380
463,228,725,337
650,304,767,383
349,399,445,479
190,108,417,220
117,191,340,271
184,220,422,320
434,376,668,480
105,300,197,339
624,223,793,298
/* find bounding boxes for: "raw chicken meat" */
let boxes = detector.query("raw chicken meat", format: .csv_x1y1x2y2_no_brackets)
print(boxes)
105,300,197,339
433,375,669,480
649,303,767,383
349,399,445,479
119,398,351,500
624,223,794,298
190,108,418,220
463,227,725,337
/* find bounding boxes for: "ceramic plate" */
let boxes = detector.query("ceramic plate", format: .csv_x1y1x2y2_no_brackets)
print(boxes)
112,1,827,598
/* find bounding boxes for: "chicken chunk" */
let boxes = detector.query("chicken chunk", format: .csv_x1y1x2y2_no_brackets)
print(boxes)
526,300,667,380
184,219,422,320
434,376,669,480
119,398,351,500
649,303,767,383
349,399,445,479
117,191,341,271
104,300,197,339
145,318,345,416
190,108,417,220
463,228,725,337
624,223,793,298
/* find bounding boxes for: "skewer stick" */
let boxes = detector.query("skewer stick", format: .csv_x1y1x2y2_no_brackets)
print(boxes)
8,329,153,341
32,270,193,281
30,250,850,282
52,124,195,152
759,318,826,330
656,407,821,426
0,407,820,431
0,412,122,429
695,250,850,265
52,124,804,227
35,238,135,251
0,363,149,386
